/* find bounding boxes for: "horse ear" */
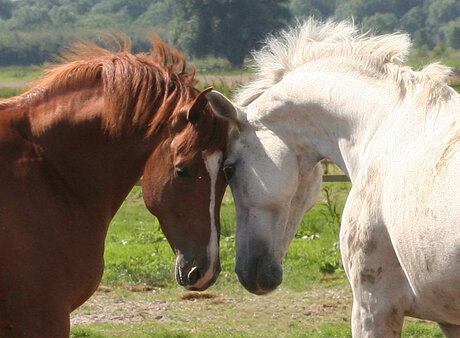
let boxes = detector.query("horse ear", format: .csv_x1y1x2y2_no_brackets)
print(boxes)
186,87,213,124
204,90,239,124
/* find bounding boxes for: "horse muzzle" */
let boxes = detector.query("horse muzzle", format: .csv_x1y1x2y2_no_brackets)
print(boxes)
235,253,283,295
175,255,221,291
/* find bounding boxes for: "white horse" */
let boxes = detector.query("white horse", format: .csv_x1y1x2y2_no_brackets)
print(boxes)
206,19,460,337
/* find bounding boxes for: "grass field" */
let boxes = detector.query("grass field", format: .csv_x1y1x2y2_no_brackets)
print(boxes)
0,65,43,83
99,182,349,289
407,49,460,70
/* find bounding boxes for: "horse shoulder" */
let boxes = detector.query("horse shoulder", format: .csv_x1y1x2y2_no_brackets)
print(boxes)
340,177,415,332
340,164,388,279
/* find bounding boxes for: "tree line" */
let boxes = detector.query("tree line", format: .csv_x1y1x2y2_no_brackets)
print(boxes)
0,0,458,67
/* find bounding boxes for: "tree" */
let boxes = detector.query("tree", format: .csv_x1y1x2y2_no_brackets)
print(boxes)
217,0,291,67
172,0,215,58
50,5,77,25
91,0,151,21
394,0,423,18
0,0,13,20
426,0,460,44
334,1,354,20
347,0,397,21
7,5,51,29
399,6,426,35
444,18,460,49
173,0,290,68
427,0,460,28
290,0,337,19
362,12,398,34
135,1,173,27
413,28,434,49
0,0,456,67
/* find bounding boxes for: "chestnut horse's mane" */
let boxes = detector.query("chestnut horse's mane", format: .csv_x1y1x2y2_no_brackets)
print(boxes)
0,35,201,138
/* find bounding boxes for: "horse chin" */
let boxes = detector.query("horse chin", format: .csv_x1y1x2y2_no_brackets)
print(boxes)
252,286,275,295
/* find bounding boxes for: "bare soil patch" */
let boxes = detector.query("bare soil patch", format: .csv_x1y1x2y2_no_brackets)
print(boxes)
71,291,170,326
70,282,352,329
0,81,29,88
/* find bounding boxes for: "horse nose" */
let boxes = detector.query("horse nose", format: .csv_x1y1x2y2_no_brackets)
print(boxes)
175,256,221,291
187,266,201,285
236,255,283,295
185,263,221,291
257,261,283,292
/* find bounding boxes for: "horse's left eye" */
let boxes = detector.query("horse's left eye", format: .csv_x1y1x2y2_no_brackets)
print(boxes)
175,167,190,178
223,165,235,181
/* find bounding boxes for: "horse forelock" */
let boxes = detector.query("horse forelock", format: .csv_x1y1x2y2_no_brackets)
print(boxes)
169,105,229,163
235,18,451,107
0,35,199,138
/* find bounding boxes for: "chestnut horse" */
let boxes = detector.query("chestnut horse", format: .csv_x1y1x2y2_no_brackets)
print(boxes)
0,37,227,336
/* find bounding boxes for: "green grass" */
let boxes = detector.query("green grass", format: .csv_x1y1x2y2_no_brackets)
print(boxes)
450,77,460,93
0,87,25,98
407,49,460,69
70,323,443,337
70,306,444,338
0,66,42,98
101,186,176,286
70,307,443,337
196,77,242,98
0,65,43,83
100,183,349,289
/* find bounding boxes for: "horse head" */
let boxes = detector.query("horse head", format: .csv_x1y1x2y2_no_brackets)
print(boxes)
205,90,322,294
142,88,228,291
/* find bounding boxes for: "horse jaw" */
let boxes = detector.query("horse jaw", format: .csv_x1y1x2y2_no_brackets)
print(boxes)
280,162,323,256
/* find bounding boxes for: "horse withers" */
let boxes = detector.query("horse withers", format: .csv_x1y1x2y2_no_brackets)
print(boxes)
0,37,227,336
207,19,460,337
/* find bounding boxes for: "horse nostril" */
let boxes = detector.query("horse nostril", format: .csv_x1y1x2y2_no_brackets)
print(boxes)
187,266,201,285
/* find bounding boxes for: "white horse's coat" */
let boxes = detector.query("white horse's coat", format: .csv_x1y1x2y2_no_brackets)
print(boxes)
207,19,460,337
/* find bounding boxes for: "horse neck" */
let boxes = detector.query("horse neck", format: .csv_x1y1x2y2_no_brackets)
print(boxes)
21,86,159,222
256,70,400,182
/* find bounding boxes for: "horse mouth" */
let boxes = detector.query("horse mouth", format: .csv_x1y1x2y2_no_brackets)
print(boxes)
253,283,276,295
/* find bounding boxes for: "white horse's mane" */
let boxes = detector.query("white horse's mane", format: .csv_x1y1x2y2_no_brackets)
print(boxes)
235,18,452,107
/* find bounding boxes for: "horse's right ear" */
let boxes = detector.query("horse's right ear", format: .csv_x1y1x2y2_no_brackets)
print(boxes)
205,90,240,125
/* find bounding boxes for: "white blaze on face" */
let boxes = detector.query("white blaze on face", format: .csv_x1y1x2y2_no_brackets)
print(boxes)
188,150,222,289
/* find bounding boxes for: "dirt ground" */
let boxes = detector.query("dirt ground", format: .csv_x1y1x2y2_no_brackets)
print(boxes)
70,282,442,337
0,81,29,88
70,290,171,326
70,281,352,328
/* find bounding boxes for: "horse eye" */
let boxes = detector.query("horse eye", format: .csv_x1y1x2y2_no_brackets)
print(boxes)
223,165,235,181
175,167,190,178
